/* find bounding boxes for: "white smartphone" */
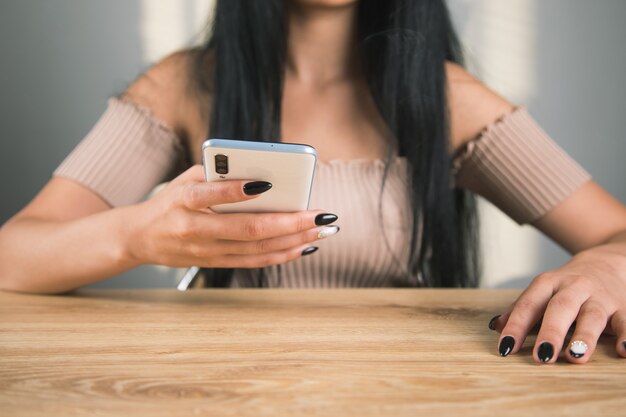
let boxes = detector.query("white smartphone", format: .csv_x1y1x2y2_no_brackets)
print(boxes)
202,138,317,213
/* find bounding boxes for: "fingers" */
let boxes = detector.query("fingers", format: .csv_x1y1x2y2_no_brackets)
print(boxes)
533,286,591,363
169,212,339,264
564,300,608,363
182,225,339,259
490,255,626,363
217,225,340,256
610,311,626,358
497,274,556,357
156,165,340,270
210,243,317,269
495,274,619,364
207,211,335,241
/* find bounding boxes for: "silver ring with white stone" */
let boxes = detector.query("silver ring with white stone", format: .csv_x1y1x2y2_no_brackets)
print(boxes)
569,340,588,359
317,225,340,239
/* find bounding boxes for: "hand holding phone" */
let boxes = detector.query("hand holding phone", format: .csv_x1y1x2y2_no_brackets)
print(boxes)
129,164,338,284
202,139,317,213
174,139,336,290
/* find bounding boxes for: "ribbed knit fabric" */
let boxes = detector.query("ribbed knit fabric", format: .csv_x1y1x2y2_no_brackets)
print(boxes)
452,108,591,224
54,98,186,207
231,158,415,288
52,99,592,287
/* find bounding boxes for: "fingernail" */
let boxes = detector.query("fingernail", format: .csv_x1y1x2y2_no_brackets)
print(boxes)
538,342,554,363
315,213,338,226
488,315,501,331
317,225,340,239
499,336,515,357
569,340,588,359
301,246,319,256
622,341,626,351
243,181,272,195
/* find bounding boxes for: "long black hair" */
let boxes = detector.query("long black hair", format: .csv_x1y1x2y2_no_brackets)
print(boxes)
194,0,480,287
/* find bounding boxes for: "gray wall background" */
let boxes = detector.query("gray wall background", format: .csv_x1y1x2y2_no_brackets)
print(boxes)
1,1,625,289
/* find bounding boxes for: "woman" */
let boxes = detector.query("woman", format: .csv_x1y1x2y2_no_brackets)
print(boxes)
0,0,625,365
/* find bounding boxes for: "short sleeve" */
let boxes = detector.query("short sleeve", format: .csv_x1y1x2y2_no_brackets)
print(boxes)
54,98,188,207
452,108,591,224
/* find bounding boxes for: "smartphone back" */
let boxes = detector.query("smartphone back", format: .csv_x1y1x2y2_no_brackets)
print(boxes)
203,139,317,213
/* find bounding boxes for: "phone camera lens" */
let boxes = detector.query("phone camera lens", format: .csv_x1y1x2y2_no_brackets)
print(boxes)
214,154,229,175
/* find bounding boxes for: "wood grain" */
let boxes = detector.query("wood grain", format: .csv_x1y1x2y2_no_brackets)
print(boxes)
0,289,624,417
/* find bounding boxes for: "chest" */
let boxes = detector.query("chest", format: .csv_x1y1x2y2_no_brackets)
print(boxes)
281,80,390,161
187,81,391,164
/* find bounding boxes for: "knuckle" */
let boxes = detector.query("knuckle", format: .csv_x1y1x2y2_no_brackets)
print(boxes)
550,293,577,311
254,238,271,254
182,184,201,208
612,312,626,331
244,218,266,239
534,272,556,287
571,274,593,289
188,243,208,259
296,213,307,233
173,215,196,240
513,297,537,315
580,302,607,321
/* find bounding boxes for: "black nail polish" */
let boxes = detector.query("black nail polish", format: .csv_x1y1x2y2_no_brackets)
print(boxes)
488,315,501,331
301,246,319,256
315,213,338,226
622,341,626,351
243,181,272,195
499,336,515,357
538,342,554,363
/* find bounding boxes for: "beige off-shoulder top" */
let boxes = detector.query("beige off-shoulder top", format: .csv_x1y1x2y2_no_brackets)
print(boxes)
54,98,591,287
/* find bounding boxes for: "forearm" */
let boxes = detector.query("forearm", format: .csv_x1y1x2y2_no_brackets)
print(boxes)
0,204,145,294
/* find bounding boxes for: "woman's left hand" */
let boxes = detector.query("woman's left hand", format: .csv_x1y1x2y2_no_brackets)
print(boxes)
490,243,626,363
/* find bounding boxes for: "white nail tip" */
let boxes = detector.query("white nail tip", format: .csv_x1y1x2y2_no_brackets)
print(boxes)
317,226,340,239
569,340,588,357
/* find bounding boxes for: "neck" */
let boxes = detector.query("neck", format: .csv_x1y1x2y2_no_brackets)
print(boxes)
286,2,359,86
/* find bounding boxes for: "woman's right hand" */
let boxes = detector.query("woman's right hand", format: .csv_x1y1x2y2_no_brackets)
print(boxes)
127,165,339,269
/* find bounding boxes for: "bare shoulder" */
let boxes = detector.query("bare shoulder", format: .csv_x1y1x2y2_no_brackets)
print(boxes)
122,49,208,141
445,62,515,151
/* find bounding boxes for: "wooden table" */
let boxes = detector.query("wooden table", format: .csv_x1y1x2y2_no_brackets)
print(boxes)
0,289,624,417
